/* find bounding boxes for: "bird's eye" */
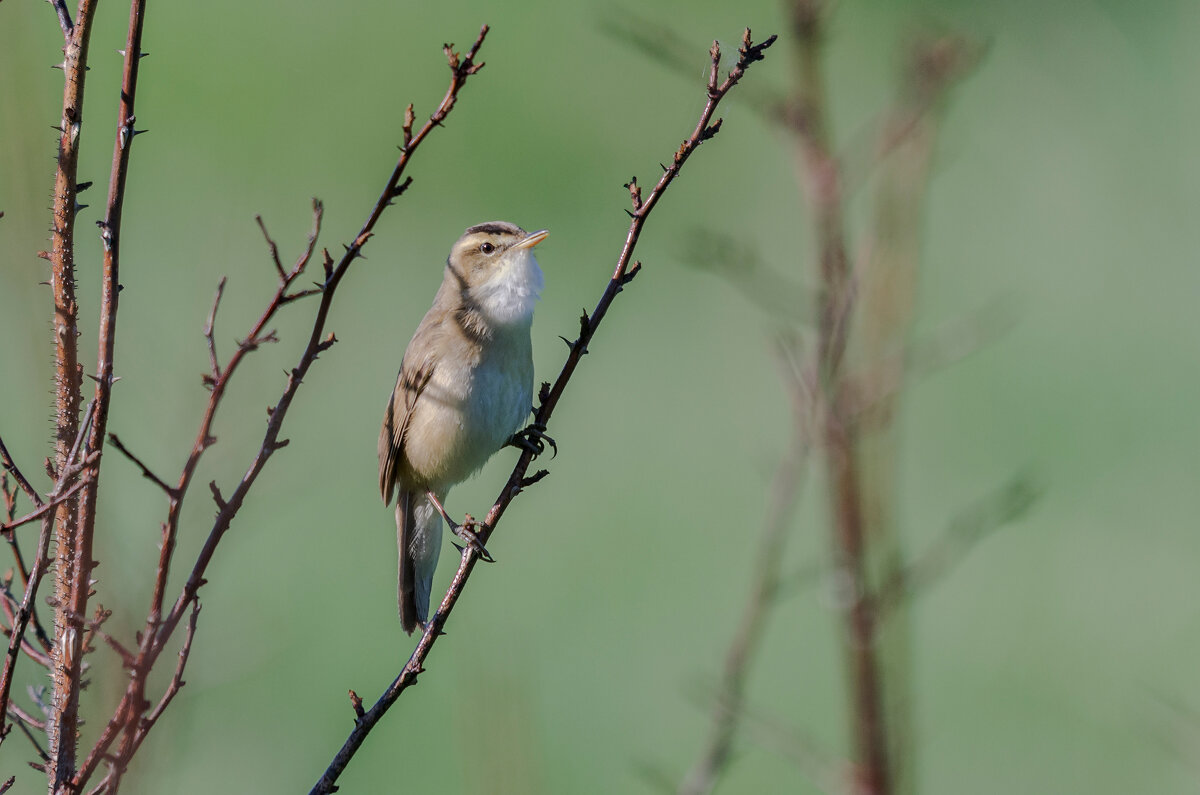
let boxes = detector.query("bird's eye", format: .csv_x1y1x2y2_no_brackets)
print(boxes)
479,242,495,254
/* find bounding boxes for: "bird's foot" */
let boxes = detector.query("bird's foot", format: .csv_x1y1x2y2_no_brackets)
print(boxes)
448,514,495,563
427,492,494,562
508,422,556,459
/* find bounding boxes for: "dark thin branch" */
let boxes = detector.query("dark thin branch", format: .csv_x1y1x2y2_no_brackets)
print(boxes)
202,277,227,385
255,215,287,281
0,481,53,654
0,440,43,510
106,434,177,498
309,29,777,795
47,0,73,37
13,711,50,762
73,27,492,793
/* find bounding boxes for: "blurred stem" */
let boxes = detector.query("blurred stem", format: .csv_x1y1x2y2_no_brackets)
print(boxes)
678,365,812,795
788,1,892,793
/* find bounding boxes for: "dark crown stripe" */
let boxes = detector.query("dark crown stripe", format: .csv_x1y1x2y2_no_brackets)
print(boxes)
464,221,524,237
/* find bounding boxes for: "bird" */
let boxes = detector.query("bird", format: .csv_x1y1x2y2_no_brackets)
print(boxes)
378,221,548,634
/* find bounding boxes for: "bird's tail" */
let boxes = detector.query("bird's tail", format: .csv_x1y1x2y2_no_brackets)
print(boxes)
396,489,443,634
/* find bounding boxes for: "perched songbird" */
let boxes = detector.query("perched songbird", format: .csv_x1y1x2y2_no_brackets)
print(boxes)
378,221,548,634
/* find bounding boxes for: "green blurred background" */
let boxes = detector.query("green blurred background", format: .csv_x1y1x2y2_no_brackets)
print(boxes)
2,0,1198,792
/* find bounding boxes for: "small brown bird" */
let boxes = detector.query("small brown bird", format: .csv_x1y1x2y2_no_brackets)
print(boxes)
378,221,548,634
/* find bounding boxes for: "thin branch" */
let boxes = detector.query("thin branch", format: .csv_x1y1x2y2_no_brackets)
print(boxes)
47,0,73,37
106,434,177,498
13,711,50,762
202,277,227,385
308,29,777,795
0,479,90,534
0,439,43,510
0,482,53,654
0,403,98,752
6,702,47,732
101,600,199,794
788,1,890,791
72,26,493,793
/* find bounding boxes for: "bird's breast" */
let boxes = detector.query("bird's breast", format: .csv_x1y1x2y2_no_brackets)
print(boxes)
403,328,532,489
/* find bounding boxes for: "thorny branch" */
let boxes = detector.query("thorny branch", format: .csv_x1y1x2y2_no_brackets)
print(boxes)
44,0,150,787
71,24,494,794
308,28,777,795
45,0,100,783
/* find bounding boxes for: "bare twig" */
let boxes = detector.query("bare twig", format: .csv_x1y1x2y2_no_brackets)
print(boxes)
73,26,493,793
0,479,90,534
0,481,53,654
309,29,777,795
47,0,73,37
202,278,227,385
0,403,98,753
106,434,177,497
0,440,43,510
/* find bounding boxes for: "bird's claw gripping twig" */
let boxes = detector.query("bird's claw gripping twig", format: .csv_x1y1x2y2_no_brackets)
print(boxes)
508,422,556,459
448,517,495,563
426,492,494,562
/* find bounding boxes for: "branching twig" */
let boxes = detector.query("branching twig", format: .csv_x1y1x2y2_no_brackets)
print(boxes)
0,479,91,535
0,402,98,752
72,26,494,793
0,440,42,510
106,434,177,498
308,29,777,795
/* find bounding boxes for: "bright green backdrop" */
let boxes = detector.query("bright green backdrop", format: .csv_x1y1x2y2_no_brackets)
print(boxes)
2,1,1198,793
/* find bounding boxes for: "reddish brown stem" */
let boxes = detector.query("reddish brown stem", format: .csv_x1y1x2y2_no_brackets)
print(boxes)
788,2,890,791
45,0,100,788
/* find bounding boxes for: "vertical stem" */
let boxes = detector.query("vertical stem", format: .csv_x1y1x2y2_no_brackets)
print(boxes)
787,1,891,792
46,1,100,791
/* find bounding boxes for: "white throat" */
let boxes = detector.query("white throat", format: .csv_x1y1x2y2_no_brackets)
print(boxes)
472,248,543,327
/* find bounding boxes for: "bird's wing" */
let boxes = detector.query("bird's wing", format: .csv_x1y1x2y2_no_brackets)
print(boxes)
378,355,435,505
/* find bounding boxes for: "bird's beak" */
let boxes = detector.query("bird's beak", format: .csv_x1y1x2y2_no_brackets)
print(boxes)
515,229,549,249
